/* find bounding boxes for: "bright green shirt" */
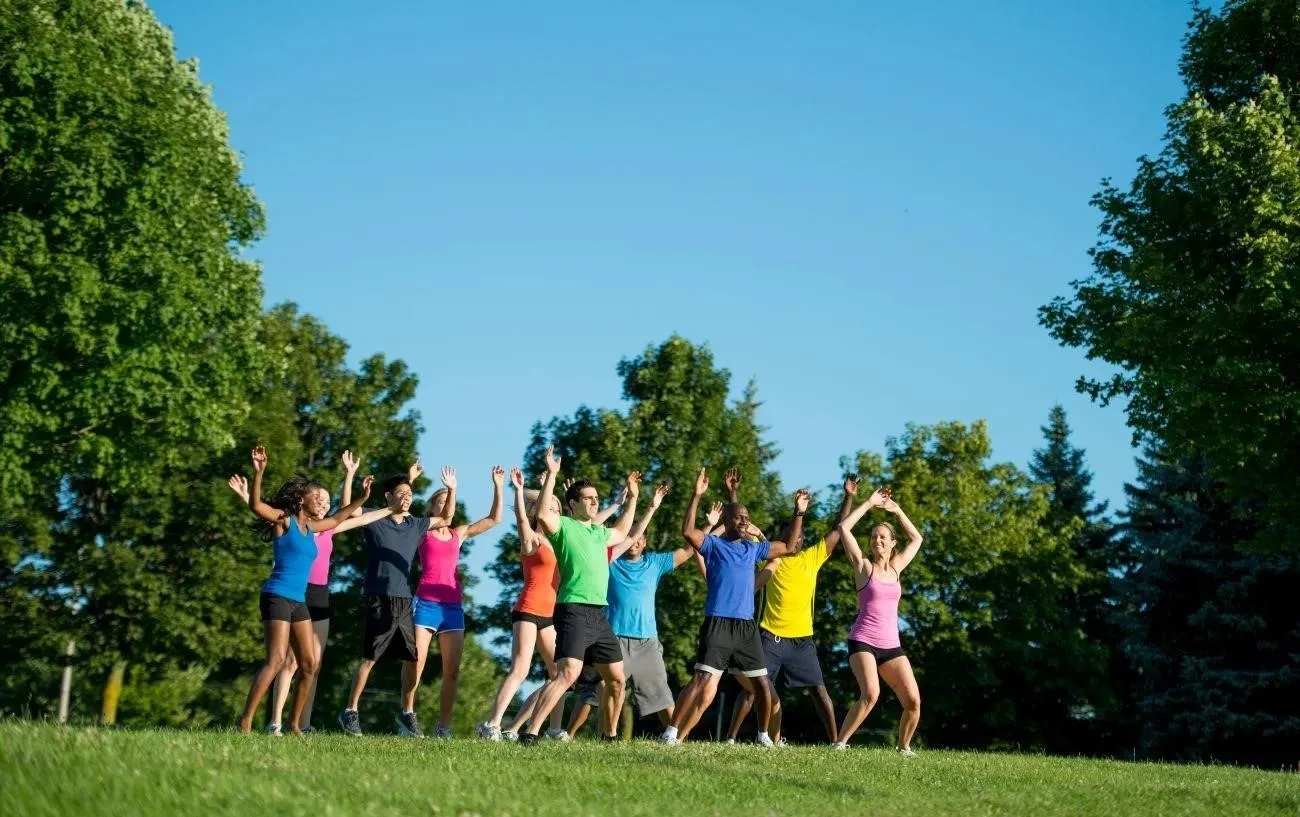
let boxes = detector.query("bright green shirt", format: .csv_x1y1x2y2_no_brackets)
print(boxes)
548,516,613,605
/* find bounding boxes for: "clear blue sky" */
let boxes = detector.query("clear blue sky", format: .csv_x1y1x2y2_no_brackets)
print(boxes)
152,0,1192,612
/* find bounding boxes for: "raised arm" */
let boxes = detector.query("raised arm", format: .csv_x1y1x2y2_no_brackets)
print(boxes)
425,465,457,528
593,486,627,526
341,449,362,517
885,492,924,572
246,447,286,526
681,468,709,551
674,500,722,567
226,474,250,504
510,468,544,557
823,476,859,557
610,483,669,559
333,504,394,534
534,447,562,536
765,490,811,558
311,475,373,532
604,472,642,547
462,466,505,538
836,519,868,573
724,468,741,504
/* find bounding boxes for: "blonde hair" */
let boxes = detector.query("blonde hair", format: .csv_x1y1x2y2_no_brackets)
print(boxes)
426,487,451,517
871,521,897,543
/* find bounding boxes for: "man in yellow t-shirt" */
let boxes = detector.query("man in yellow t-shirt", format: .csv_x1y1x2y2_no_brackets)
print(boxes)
753,477,859,744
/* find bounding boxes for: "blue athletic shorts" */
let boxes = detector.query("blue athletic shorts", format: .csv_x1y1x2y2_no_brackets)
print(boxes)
413,599,466,633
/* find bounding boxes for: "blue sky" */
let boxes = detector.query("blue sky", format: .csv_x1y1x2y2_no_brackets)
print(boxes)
152,0,1193,611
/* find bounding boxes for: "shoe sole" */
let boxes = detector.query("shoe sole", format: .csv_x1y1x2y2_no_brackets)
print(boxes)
338,714,363,737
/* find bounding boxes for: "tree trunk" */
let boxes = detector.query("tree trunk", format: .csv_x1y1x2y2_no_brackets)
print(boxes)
621,701,633,741
57,640,75,724
99,661,127,726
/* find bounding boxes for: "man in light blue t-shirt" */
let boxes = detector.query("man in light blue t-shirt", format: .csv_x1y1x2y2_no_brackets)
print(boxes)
600,534,697,725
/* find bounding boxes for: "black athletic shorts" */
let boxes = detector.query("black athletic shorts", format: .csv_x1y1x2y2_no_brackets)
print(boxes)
694,616,767,677
260,592,309,623
511,610,554,630
761,629,824,688
848,639,906,666
554,603,621,665
362,595,417,662
306,583,330,622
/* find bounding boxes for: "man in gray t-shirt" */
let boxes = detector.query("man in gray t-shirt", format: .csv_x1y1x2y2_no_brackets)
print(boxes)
338,468,434,738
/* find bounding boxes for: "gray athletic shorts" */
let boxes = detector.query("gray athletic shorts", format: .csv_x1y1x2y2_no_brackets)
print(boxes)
618,636,674,716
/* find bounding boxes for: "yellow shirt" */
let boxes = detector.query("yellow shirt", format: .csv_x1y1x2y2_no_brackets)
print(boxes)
758,538,830,638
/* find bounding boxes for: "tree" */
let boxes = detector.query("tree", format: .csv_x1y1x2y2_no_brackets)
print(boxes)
0,0,266,506
484,336,786,684
835,421,1101,751
1040,1,1300,551
1117,449,1300,767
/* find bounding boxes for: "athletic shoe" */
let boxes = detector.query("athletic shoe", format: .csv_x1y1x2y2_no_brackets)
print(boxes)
545,728,571,742
659,727,678,744
502,729,519,742
599,733,619,743
661,736,682,747
775,737,788,747
338,709,362,737
476,722,502,741
756,732,775,748
263,722,282,736
300,726,317,735
434,725,452,740
395,710,424,738
724,738,735,745
830,742,848,751
897,747,916,758
518,732,539,746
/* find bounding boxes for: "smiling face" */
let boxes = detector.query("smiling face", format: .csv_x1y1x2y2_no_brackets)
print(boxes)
870,523,897,560
723,503,750,540
302,487,331,519
427,488,451,520
622,535,647,560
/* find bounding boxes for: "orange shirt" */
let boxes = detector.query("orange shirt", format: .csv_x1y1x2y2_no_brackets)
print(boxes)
514,543,559,616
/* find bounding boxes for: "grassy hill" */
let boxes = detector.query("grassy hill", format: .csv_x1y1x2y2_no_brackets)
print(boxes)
1,722,1296,817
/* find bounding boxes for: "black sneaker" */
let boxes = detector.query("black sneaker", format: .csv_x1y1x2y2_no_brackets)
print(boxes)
395,710,424,738
518,732,539,746
338,709,362,737
600,733,620,743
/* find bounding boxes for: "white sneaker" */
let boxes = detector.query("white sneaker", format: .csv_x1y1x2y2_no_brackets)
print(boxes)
775,737,788,747
263,723,282,736
897,747,916,758
545,728,570,742
501,729,519,742
662,736,682,747
434,725,452,740
830,742,848,751
724,738,735,745
476,722,502,741
756,732,775,748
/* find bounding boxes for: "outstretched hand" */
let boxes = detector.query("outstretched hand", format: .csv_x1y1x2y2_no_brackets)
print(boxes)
342,449,359,473
441,466,457,490
545,446,562,476
250,446,268,473
705,501,724,528
491,465,505,486
844,475,859,496
509,467,525,490
694,468,709,497
794,489,812,514
359,474,374,500
563,478,576,493
625,471,643,499
650,483,670,509
724,468,741,495
866,486,888,508
227,475,250,503
408,458,424,484
881,487,900,514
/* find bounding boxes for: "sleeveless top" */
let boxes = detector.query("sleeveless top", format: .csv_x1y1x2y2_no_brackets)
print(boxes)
415,528,463,604
262,520,318,603
514,543,559,617
847,570,902,649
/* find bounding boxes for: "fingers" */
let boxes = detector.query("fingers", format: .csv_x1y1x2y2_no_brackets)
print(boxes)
491,465,505,481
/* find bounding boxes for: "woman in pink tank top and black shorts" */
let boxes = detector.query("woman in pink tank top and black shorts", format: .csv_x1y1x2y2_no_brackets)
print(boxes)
832,485,925,755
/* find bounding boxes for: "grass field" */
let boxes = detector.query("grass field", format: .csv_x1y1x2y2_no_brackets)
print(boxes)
1,722,1296,817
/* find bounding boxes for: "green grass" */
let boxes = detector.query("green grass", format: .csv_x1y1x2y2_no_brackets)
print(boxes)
1,722,1296,817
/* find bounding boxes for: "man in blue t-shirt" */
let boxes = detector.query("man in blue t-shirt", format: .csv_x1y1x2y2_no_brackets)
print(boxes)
660,468,809,747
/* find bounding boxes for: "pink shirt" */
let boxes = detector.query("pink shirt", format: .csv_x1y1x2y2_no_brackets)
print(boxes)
847,574,902,649
415,529,463,604
308,529,334,586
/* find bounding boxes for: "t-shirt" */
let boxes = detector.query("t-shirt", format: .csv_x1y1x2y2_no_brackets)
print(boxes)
606,551,675,638
415,528,463,604
361,512,432,597
307,529,334,586
547,516,613,605
700,534,771,619
759,538,829,638
515,543,559,616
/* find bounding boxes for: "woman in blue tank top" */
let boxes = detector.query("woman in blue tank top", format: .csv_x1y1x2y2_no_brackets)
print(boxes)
232,445,389,735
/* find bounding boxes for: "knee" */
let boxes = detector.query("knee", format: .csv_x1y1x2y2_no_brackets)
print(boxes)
543,662,558,680
298,654,320,677
860,691,879,708
606,676,625,695
444,665,461,683
555,664,582,686
904,694,921,713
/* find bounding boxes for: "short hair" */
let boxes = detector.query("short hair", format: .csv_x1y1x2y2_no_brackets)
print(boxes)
383,474,411,495
565,479,597,508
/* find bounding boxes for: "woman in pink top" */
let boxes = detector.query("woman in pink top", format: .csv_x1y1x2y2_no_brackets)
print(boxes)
832,485,925,755
407,465,504,738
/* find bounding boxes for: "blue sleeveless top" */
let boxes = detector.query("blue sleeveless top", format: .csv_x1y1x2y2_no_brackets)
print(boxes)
262,520,318,603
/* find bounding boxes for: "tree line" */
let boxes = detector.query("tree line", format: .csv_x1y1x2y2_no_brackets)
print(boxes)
1,0,1297,766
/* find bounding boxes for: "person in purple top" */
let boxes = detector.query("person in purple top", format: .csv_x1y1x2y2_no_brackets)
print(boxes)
660,468,808,747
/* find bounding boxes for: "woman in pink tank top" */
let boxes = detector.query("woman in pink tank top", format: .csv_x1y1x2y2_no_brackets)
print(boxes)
407,465,504,738
831,484,925,755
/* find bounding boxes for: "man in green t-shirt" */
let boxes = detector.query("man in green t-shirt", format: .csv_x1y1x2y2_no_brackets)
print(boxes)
518,446,667,744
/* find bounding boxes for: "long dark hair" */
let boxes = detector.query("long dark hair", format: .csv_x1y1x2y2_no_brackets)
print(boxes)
254,475,327,540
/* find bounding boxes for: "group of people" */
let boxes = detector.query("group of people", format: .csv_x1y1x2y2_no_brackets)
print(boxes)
232,444,924,754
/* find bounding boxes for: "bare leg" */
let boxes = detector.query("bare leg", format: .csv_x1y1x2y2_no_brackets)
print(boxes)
286,619,319,734
403,627,435,712
486,622,539,726
596,662,626,738
675,671,721,741
437,630,465,730
509,685,544,733
301,618,329,729
878,657,921,751
524,657,582,736
345,659,377,711
811,684,838,744
835,652,880,745
769,683,784,741
566,695,596,736
239,620,290,733
536,626,563,731
269,650,298,728
727,675,755,740
751,675,774,735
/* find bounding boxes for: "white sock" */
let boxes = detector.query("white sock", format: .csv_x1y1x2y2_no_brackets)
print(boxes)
662,725,678,739
758,731,770,740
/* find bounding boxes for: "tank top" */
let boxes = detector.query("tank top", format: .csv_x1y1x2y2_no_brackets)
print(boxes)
847,571,902,649
307,529,334,587
514,543,558,617
262,520,318,603
415,528,463,604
